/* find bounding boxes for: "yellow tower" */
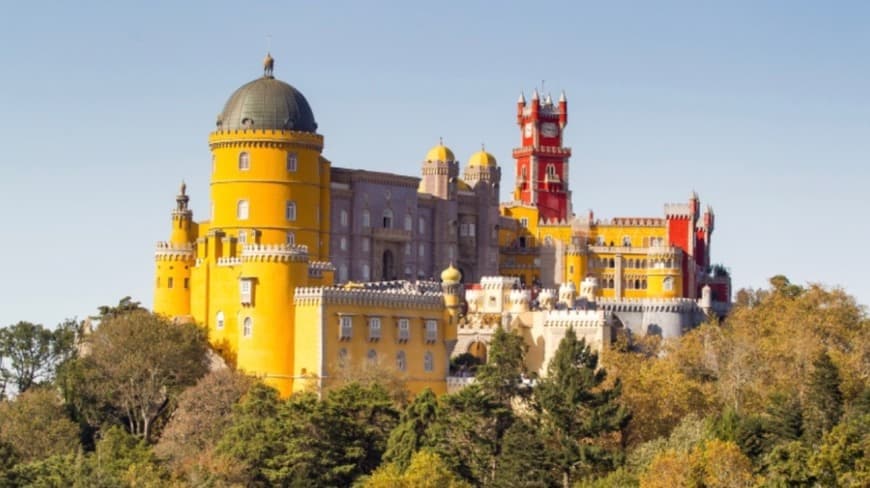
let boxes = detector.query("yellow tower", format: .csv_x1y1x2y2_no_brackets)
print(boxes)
207,53,331,259
154,182,195,318
440,263,462,344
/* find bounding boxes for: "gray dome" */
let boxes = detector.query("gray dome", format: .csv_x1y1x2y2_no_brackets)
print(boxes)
216,75,317,132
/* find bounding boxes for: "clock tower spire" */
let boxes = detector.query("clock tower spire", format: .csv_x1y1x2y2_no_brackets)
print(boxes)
513,88,572,222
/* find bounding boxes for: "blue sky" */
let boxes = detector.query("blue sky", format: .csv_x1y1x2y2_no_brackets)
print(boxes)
0,1,867,327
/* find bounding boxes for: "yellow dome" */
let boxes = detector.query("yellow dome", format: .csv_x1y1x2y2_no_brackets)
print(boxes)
440,263,462,282
468,150,497,167
425,142,455,162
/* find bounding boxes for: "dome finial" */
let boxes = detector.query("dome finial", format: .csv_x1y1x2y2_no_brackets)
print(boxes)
263,52,274,78
179,180,187,196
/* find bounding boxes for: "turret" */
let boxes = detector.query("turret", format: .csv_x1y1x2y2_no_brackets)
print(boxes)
516,92,526,124
558,91,567,128
170,182,193,244
440,264,462,342
154,183,196,319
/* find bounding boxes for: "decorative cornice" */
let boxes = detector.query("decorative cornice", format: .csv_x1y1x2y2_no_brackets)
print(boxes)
241,243,309,263
155,242,195,261
294,280,443,308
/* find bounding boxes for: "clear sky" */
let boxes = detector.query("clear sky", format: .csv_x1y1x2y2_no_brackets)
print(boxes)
1,1,867,327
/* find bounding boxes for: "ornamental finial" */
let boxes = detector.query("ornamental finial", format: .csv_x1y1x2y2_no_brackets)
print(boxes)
263,52,274,78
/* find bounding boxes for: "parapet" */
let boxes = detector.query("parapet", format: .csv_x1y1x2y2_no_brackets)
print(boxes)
480,276,520,290
596,297,697,313
664,203,692,218
241,243,309,263
294,280,443,308
155,241,195,261
543,309,610,329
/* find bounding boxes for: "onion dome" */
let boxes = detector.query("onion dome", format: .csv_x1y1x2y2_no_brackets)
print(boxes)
215,54,317,132
425,139,455,162
468,148,497,167
440,263,461,282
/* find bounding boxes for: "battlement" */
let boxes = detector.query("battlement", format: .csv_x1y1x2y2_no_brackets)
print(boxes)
543,309,610,328
509,289,531,303
216,257,243,266
596,297,697,313
155,241,195,261
241,243,309,263
480,276,519,290
664,203,692,218
294,280,443,308
308,260,335,278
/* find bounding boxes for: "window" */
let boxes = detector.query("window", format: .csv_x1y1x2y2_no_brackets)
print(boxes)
338,348,348,367
286,232,295,245
367,349,377,365
286,201,297,221
596,235,605,246
468,223,475,237
237,200,249,220
340,316,353,339
286,152,297,172
168,277,174,289
397,318,410,342
404,214,413,231
396,351,406,371
339,237,347,251
238,230,247,244
362,209,371,227
340,209,348,227
216,311,224,329
184,278,189,289
418,243,424,258
240,278,253,305
361,264,370,281
546,164,556,178
663,276,674,291
362,238,370,252
404,243,411,256
368,317,381,341
425,320,437,343
418,217,425,234
383,209,393,228
521,167,528,179
338,264,348,283
447,246,455,260
238,151,250,170
424,351,434,372
622,236,631,247
520,218,529,228
242,317,252,337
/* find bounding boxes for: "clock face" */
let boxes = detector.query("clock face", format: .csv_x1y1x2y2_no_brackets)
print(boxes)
524,123,533,137
541,122,558,137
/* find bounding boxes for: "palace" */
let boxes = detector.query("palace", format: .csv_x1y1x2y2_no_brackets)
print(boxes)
153,55,731,396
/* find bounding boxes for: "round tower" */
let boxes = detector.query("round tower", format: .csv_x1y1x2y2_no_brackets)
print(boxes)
440,263,462,346
208,55,331,260
154,183,195,318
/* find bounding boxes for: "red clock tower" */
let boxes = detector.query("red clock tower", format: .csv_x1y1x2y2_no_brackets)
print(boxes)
513,90,572,222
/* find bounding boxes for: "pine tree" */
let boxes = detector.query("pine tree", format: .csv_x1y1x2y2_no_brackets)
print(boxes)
804,351,844,444
492,417,557,488
384,388,439,471
474,326,529,405
533,328,630,487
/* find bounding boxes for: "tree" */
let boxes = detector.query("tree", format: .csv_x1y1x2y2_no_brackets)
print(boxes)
808,413,869,488
639,440,754,488
429,383,514,486
155,368,254,477
0,320,77,395
761,441,816,487
533,328,630,487
474,326,529,405
94,296,144,320
491,417,556,488
364,449,472,488
384,388,439,471
73,310,210,442
0,388,80,464
804,351,844,445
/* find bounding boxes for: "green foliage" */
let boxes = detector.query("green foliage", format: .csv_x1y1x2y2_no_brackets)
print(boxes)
534,328,630,484
627,413,710,473
450,352,483,376
0,388,80,464
804,351,844,445
363,449,472,488
429,383,514,486
475,326,529,404
0,320,78,396
69,311,210,442
574,467,638,488
383,388,439,471
492,417,557,488
759,441,816,487
808,413,869,487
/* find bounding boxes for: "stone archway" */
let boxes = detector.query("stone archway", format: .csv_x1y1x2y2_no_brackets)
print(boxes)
468,341,487,363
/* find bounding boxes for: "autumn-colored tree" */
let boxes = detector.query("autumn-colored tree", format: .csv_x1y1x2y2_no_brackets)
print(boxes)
639,439,754,488
364,449,472,488
808,413,869,487
72,310,210,442
0,388,80,464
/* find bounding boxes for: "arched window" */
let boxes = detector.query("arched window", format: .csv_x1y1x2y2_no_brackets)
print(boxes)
242,317,253,337
238,151,250,170
362,209,371,227
424,351,434,372
404,214,413,231
216,311,224,329
635,279,641,289
396,351,406,372
642,279,648,289
361,264,370,281
286,232,295,245
418,217,425,234
237,200,249,220
382,208,393,228
340,237,347,251
340,209,348,227
338,264,348,283
622,236,631,246
608,278,615,289
418,243,424,258
608,258,615,268
286,152,297,172
238,230,247,244
546,164,556,178
367,349,377,365
286,201,296,221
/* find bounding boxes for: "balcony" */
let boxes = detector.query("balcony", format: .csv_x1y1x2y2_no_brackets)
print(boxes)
372,227,412,242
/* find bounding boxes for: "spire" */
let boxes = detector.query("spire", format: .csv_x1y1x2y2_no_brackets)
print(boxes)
559,90,566,102
532,88,539,100
263,52,274,78
175,181,190,212
518,92,526,104
545,93,553,104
